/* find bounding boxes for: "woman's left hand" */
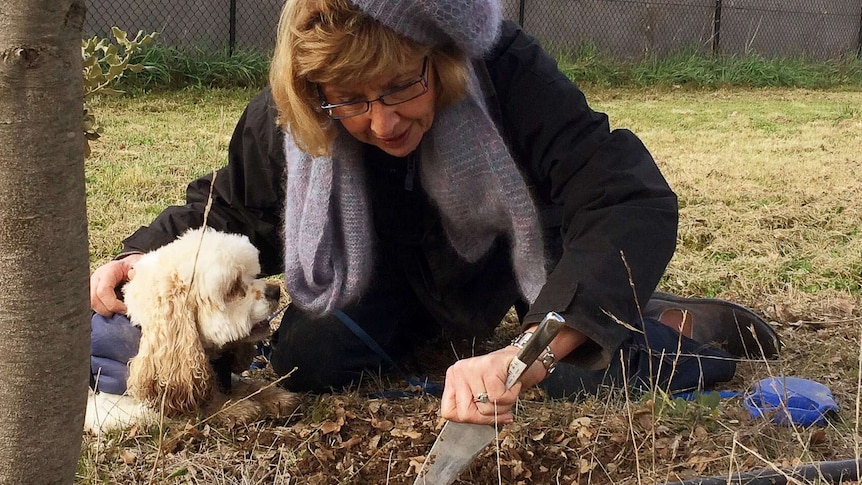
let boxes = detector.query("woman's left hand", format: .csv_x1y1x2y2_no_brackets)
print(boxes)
439,346,546,425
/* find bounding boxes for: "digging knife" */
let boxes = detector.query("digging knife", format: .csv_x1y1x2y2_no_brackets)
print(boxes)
414,312,566,485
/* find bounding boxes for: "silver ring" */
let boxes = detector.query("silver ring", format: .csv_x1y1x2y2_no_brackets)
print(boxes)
473,392,489,404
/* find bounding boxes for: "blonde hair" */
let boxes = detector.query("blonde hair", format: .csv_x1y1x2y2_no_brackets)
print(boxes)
269,0,469,156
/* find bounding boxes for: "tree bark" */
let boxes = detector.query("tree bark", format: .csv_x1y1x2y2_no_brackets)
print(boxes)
0,1,89,484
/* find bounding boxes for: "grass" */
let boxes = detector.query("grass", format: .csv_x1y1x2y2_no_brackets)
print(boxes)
554,45,862,89
584,88,862,308
119,46,271,91
84,88,255,260
115,43,862,92
80,86,862,483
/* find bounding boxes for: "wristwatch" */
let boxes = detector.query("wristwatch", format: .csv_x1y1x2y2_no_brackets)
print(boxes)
538,346,558,375
510,331,558,375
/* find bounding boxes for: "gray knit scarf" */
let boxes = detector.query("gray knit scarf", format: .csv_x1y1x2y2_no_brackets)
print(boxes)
283,0,546,313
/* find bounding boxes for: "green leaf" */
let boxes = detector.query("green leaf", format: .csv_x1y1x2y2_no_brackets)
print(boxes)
82,75,103,91
81,26,158,152
111,26,127,44
98,88,125,96
107,63,127,79
81,55,98,69
104,53,121,66
82,39,96,55
696,391,722,410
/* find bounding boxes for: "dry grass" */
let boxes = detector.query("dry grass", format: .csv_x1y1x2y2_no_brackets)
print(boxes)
79,87,862,484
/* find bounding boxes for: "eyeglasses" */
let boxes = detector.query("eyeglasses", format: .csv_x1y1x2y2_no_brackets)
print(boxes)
319,57,429,120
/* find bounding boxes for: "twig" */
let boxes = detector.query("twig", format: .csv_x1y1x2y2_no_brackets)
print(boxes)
187,169,218,292
345,437,396,483
729,440,806,485
449,340,461,361
148,390,170,483
620,350,643,484
856,325,862,480
588,388,622,483
727,431,739,483
385,448,394,484
601,308,643,334
495,400,502,485
744,15,764,55
619,250,655,391
199,367,297,426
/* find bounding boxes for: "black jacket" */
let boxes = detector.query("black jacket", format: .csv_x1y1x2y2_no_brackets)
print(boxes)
122,21,678,370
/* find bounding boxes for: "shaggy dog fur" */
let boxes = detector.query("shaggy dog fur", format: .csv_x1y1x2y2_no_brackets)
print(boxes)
85,228,299,434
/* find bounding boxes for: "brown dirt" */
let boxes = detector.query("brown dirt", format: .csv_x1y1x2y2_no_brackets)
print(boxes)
80,312,862,484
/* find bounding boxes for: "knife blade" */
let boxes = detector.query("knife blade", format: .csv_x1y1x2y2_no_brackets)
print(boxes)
414,312,566,485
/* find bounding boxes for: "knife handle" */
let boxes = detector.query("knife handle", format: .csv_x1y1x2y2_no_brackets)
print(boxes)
504,312,566,389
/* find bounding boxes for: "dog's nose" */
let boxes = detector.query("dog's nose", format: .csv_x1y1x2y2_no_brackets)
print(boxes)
264,283,281,301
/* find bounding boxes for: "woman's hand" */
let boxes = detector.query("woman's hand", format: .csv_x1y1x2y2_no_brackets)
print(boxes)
439,325,587,425
439,346,547,425
90,254,142,316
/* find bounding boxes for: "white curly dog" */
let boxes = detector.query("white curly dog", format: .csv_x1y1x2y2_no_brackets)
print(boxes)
85,228,299,434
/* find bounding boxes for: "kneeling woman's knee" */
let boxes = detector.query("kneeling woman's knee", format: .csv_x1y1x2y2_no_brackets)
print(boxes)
91,313,141,393
270,309,389,393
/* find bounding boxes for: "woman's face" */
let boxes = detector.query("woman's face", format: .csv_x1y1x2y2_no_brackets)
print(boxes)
319,57,436,158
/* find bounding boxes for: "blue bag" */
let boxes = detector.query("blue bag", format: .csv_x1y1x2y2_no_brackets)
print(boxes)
744,376,839,426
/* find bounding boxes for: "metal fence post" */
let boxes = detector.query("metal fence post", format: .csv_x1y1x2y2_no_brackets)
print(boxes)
857,0,862,59
518,0,526,28
713,0,722,56
229,0,237,55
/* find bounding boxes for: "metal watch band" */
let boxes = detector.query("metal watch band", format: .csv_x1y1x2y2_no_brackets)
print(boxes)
538,346,558,375
511,331,557,375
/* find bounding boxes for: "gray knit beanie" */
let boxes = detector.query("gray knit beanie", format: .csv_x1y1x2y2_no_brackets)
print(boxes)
283,0,546,314
350,0,502,56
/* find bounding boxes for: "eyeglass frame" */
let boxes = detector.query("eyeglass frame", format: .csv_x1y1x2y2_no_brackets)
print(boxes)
318,57,429,120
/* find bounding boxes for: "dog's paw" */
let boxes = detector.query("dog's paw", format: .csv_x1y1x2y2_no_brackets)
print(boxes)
210,397,266,427
257,386,302,418
206,381,301,426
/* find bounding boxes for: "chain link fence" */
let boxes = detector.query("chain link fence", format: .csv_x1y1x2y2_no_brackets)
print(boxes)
84,0,862,60
84,0,283,53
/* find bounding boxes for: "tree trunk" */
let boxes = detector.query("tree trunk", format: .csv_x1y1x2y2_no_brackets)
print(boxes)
0,1,89,484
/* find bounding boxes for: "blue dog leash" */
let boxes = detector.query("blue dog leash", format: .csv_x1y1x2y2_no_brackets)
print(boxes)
253,305,443,396
250,305,290,370
333,310,444,397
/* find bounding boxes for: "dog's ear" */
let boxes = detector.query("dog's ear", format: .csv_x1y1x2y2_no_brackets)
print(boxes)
127,272,212,417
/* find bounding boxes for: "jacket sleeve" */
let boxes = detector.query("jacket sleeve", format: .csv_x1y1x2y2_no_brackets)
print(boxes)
121,88,288,276
487,22,679,370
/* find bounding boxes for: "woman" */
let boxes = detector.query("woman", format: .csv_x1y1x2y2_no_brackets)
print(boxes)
90,0,780,425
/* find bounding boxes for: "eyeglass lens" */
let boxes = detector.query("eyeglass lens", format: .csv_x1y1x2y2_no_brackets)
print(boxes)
322,58,428,119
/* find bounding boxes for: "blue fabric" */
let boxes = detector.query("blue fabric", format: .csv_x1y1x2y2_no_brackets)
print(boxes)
90,356,132,394
541,317,738,400
90,313,140,394
744,377,839,426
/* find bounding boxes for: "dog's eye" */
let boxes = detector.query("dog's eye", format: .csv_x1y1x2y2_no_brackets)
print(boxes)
227,277,247,300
